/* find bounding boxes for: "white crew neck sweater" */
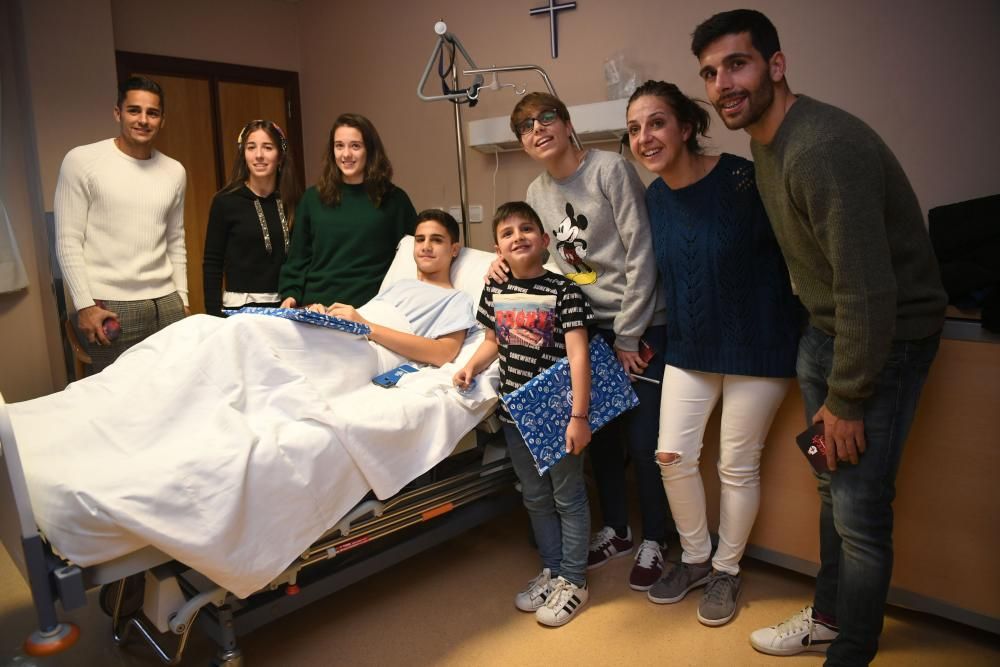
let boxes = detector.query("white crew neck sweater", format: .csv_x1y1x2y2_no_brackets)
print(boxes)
54,138,188,309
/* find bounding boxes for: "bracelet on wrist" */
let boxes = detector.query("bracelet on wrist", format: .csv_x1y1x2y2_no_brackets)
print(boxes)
570,413,588,420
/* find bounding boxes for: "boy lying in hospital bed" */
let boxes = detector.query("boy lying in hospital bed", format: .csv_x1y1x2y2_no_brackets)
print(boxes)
5,209,499,599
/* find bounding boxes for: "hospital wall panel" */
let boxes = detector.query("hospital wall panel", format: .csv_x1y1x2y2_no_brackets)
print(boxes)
699,337,1000,627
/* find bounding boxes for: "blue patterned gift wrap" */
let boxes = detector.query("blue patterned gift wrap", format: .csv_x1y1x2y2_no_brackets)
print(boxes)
223,306,372,336
501,335,639,475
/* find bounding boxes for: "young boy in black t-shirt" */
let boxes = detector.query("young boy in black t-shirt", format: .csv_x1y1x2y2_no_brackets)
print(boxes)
454,201,593,627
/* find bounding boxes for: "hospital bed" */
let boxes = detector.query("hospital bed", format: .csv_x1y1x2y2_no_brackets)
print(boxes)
0,237,517,666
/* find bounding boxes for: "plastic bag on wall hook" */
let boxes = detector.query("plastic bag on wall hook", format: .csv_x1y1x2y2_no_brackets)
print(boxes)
604,51,640,101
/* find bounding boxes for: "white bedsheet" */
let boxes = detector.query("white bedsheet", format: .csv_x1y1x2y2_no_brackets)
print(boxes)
7,311,498,599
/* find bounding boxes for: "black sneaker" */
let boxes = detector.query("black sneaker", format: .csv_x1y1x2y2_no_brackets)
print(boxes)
628,540,664,591
587,526,633,570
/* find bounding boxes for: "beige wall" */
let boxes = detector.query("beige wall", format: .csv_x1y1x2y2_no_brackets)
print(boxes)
110,0,302,73
0,0,68,401
20,0,118,209
295,0,1000,251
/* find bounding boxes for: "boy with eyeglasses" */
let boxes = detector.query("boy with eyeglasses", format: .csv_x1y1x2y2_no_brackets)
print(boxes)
493,92,673,593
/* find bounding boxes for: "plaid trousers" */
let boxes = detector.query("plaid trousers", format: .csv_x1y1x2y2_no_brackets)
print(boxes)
79,292,185,373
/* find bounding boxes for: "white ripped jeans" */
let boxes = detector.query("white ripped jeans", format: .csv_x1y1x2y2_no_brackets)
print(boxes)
656,365,789,575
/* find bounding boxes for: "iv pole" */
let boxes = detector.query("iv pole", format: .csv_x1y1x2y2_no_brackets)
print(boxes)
417,20,580,246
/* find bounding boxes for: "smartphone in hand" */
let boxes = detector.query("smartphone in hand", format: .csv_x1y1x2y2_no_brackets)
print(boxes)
795,422,830,473
638,338,655,364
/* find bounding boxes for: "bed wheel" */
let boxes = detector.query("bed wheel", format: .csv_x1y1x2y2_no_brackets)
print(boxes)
211,648,244,667
99,573,145,617
23,622,80,656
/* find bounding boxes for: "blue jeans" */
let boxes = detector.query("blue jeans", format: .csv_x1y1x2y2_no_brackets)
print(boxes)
796,326,940,666
503,424,590,586
588,325,674,542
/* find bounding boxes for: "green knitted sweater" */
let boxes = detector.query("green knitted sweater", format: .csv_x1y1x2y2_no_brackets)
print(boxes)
279,183,416,307
751,96,946,419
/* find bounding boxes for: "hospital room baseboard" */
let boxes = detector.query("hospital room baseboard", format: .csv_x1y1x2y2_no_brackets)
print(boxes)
743,544,1000,635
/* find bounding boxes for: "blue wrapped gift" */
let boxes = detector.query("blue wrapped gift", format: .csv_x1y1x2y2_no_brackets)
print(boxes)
501,335,639,475
224,306,372,336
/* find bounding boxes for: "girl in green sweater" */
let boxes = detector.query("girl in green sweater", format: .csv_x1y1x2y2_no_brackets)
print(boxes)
279,113,416,308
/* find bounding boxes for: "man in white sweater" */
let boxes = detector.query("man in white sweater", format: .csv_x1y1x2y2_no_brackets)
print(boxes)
55,76,188,373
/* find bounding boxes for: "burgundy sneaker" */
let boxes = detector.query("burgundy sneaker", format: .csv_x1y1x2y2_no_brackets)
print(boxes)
628,540,664,591
587,526,633,570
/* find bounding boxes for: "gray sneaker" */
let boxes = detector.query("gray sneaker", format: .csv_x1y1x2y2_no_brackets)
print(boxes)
647,560,712,604
697,571,741,626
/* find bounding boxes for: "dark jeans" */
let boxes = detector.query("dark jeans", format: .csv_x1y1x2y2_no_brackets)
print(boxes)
796,326,940,666
588,325,674,543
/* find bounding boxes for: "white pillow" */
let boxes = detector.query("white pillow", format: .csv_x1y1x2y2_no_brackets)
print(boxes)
379,235,497,315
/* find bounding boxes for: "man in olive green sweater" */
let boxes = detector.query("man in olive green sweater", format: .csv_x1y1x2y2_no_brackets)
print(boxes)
692,10,947,666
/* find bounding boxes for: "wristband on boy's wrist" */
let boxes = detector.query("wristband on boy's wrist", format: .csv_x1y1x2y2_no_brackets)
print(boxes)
570,413,588,420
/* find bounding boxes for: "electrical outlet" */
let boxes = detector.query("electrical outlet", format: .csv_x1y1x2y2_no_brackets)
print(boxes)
469,205,483,223
448,206,463,222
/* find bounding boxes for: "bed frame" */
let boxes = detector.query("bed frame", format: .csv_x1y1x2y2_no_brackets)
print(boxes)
0,391,518,665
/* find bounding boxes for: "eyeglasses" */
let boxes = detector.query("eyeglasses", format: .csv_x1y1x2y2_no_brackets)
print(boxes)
515,109,560,136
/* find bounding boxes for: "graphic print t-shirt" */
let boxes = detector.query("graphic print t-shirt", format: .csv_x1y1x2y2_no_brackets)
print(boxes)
477,271,592,423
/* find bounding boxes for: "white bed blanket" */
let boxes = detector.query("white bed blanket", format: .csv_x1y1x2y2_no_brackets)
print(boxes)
7,312,497,598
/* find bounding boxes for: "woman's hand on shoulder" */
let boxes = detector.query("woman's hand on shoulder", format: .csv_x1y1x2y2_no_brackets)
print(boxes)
485,256,510,284
280,296,297,309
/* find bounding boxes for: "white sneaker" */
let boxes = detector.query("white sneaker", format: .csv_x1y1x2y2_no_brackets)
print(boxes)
750,606,839,656
514,568,552,612
535,577,588,627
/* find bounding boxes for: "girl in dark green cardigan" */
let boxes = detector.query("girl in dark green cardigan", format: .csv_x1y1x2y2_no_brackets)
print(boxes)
280,113,416,309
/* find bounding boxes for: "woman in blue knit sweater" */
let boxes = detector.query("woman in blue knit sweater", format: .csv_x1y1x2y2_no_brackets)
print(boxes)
625,81,802,626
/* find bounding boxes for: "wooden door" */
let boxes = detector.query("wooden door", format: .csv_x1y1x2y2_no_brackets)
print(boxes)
132,73,216,315
117,52,304,314
217,82,289,180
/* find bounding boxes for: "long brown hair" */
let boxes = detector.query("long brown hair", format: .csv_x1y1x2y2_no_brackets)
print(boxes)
316,113,394,208
221,119,302,223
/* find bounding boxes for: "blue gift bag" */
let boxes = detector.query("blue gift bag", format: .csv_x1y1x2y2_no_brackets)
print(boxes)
501,335,639,475
224,306,372,336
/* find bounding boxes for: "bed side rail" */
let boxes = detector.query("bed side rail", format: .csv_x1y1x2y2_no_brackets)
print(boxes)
0,391,81,655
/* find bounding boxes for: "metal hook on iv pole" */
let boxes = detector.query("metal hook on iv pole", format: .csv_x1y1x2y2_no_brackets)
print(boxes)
468,71,527,100
416,21,581,244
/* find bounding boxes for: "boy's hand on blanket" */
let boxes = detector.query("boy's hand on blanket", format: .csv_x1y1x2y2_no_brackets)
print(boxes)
280,296,297,309
484,256,510,284
452,366,476,391
565,418,591,455
325,303,369,326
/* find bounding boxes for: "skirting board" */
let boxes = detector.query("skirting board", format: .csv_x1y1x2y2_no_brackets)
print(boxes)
744,544,1000,635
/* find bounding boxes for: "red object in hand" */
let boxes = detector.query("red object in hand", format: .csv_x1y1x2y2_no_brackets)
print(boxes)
102,318,121,341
